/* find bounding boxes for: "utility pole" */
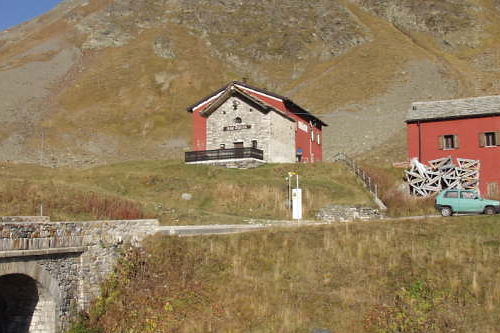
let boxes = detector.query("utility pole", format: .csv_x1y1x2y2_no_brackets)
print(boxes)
40,129,45,165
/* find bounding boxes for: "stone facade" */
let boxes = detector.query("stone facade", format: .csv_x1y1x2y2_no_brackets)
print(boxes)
0,219,159,332
268,111,296,163
206,96,295,163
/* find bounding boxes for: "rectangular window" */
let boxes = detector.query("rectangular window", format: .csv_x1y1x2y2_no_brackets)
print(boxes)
444,191,459,198
439,135,459,150
480,132,500,147
460,191,477,199
233,142,244,149
488,183,499,197
444,135,455,149
252,140,258,149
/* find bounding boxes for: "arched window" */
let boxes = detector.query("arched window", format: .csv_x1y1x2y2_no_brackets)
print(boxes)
234,117,242,124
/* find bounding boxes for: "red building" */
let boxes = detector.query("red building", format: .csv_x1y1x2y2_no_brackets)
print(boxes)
406,95,500,196
185,81,327,166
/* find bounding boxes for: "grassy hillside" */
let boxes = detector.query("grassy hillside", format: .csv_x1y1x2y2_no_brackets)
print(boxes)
71,215,500,332
0,160,373,224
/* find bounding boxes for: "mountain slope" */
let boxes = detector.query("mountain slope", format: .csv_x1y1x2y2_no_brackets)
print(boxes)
1,0,500,166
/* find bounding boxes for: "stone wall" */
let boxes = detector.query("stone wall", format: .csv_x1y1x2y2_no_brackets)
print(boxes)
268,111,296,163
0,219,159,332
316,205,382,222
0,219,157,251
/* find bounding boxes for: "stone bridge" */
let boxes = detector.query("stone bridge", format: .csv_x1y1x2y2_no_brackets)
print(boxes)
0,216,158,333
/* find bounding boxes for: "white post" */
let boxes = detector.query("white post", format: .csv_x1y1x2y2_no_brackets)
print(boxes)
292,188,302,220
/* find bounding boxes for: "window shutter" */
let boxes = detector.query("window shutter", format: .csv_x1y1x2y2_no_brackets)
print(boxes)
438,136,444,150
479,133,486,147
454,135,460,149
495,132,500,146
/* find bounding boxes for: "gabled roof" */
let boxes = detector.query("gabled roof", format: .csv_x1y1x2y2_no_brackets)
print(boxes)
200,85,296,122
406,95,500,123
186,81,328,127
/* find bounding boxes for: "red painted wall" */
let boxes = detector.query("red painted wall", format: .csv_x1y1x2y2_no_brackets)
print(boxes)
407,115,500,195
192,105,208,151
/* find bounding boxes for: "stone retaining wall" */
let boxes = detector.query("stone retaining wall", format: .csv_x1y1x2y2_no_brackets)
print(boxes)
188,158,265,169
316,205,382,222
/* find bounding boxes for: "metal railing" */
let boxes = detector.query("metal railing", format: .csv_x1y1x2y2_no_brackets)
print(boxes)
333,152,387,210
185,148,264,163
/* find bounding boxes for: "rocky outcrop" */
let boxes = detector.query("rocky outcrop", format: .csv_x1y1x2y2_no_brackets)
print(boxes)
179,0,370,62
153,36,176,59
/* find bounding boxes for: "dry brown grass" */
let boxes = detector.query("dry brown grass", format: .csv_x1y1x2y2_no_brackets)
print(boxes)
359,162,437,217
72,215,500,333
0,160,373,224
0,180,148,221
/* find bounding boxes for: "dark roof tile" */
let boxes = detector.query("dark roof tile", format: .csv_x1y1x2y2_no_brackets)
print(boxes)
407,95,500,122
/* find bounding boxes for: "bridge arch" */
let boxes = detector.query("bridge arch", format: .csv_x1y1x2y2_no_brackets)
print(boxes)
0,262,62,333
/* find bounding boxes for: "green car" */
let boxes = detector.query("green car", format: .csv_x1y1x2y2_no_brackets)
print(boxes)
436,189,500,216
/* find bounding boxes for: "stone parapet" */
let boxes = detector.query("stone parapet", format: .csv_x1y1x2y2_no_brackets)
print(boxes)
0,219,159,251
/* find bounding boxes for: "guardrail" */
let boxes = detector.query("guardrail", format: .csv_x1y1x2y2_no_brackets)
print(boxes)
333,152,387,210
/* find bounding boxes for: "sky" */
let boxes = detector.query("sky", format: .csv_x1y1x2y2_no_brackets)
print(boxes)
0,0,64,32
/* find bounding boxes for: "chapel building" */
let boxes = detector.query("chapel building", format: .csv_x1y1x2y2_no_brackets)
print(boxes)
185,81,327,167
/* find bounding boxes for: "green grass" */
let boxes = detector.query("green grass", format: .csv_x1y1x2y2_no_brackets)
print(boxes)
72,215,500,332
0,160,373,224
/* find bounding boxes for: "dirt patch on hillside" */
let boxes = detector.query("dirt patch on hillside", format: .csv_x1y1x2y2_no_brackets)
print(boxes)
0,36,80,163
322,59,458,160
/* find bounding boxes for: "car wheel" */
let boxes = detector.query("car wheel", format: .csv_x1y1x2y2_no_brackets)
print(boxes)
441,206,453,217
484,206,496,215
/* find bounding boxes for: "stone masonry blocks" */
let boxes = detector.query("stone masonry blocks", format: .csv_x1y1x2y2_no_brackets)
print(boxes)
0,219,159,332
206,96,295,163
